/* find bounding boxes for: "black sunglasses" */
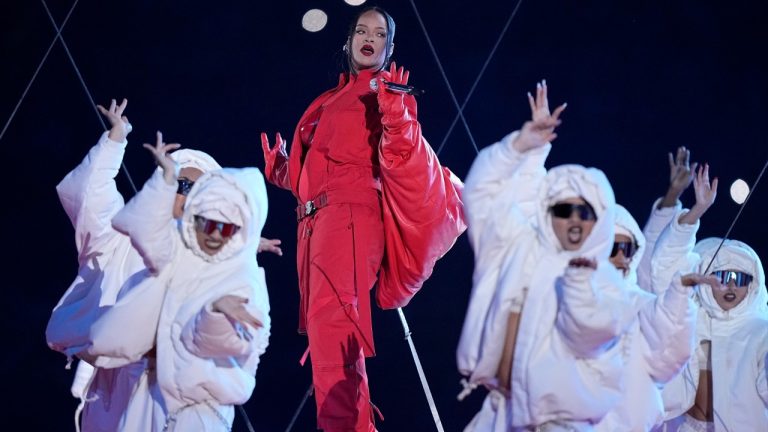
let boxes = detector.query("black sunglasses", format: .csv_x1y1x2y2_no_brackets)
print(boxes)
550,203,597,221
177,178,195,196
611,241,638,258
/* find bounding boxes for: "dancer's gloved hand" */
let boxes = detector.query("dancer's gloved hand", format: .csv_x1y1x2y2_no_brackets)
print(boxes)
260,131,287,180
377,61,411,119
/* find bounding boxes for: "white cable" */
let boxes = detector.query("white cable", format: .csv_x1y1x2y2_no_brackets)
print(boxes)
397,307,445,432
436,0,525,156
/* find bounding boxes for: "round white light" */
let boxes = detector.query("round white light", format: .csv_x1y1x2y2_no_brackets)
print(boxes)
344,0,367,5
730,178,750,204
302,9,328,32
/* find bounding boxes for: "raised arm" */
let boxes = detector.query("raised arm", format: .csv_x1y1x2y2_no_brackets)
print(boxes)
638,147,695,290
464,80,566,248
639,273,703,384
650,164,718,293
111,132,180,274
56,99,132,257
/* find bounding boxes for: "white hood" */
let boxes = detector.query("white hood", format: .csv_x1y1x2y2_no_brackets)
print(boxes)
180,168,268,262
694,237,768,322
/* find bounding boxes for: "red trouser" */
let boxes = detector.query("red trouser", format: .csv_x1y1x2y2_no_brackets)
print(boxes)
298,196,384,432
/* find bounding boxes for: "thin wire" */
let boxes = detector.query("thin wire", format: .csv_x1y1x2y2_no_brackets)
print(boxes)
397,307,444,432
0,0,80,143
40,0,139,194
284,384,313,432
436,0,525,157
237,405,256,432
703,158,768,274
408,0,478,154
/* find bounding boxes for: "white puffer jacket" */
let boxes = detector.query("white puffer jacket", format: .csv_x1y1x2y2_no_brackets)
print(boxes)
457,132,633,430
595,205,697,432
92,167,271,422
657,233,768,431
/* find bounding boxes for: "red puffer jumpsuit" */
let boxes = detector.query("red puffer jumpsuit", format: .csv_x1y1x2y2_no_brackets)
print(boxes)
263,68,466,431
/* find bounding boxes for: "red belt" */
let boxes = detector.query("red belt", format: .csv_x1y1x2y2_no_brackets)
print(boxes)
296,189,380,221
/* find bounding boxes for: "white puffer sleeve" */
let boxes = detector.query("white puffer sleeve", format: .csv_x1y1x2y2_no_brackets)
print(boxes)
650,209,700,295
457,134,549,378
638,273,697,384
112,169,178,274
56,132,127,260
637,198,681,291
463,132,550,251
758,348,768,407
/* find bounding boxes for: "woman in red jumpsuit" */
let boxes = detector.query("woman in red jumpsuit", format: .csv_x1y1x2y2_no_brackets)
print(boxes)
261,7,465,431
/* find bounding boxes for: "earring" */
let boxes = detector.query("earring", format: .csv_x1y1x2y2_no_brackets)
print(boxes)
343,44,349,53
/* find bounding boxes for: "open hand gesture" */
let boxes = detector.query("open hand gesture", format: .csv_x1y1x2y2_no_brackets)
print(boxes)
527,80,567,123
692,163,718,212
678,163,718,224
142,131,180,185
513,81,566,152
258,237,282,256
212,295,264,341
97,98,132,142
660,146,697,208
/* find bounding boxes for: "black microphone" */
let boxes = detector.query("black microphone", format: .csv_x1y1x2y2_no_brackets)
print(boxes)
369,79,425,96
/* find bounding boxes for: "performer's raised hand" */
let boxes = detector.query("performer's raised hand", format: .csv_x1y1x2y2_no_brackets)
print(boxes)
260,132,287,177
513,81,565,153
142,131,181,185
679,163,718,225
97,98,132,142
660,146,697,208
377,61,410,117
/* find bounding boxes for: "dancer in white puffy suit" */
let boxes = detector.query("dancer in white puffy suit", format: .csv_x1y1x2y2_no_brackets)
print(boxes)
85,133,271,431
656,236,768,431
456,82,636,431
45,99,226,431
594,204,701,431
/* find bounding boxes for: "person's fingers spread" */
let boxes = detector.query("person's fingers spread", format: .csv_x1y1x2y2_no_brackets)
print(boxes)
527,93,536,113
109,99,117,111
97,105,108,116
403,69,410,85
260,132,270,152
552,103,567,120
156,131,163,146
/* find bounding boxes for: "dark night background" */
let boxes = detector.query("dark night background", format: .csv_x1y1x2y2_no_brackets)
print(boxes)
2,1,767,430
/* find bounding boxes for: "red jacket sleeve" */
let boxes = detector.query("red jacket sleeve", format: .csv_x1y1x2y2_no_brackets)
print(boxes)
376,94,467,309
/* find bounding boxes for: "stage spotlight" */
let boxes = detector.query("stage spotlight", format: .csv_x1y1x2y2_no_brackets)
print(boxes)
730,178,749,204
302,9,328,32
344,0,367,5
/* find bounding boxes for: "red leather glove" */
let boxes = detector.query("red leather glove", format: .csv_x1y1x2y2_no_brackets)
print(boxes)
377,62,410,119
260,132,290,189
